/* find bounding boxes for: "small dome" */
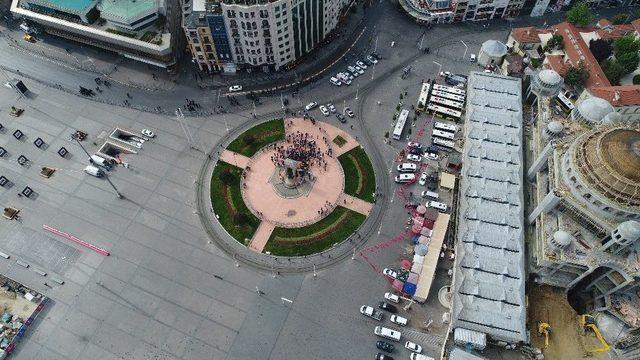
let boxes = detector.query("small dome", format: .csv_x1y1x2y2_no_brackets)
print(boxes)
538,69,562,85
553,230,573,246
547,121,564,134
602,111,622,125
617,220,640,240
577,96,615,123
480,40,508,57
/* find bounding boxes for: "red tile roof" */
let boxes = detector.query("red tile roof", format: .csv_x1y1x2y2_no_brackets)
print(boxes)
553,22,610,88
590,86,640,106
544,55,568,76
510,26,550,44
595,18,634,40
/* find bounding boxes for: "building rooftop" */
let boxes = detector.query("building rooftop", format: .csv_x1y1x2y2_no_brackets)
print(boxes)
99,0,157,23
451,72,526,344
23,0,99,14
590,85,640,107
510,26,550,44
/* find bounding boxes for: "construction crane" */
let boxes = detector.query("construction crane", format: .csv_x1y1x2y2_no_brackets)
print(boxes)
538,322,551,349
579,314,610,357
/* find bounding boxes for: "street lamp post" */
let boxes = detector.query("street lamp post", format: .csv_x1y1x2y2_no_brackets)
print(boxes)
460,40,468,61
433,61,442,76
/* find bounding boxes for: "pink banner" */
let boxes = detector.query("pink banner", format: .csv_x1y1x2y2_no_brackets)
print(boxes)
42,224,110,256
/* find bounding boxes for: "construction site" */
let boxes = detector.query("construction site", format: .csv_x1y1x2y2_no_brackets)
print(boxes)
525,69,640,359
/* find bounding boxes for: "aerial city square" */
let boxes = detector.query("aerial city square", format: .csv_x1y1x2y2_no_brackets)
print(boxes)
0,0,638,359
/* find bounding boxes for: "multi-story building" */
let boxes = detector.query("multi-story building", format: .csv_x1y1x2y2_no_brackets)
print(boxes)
11,0,176,67
183,0,350,73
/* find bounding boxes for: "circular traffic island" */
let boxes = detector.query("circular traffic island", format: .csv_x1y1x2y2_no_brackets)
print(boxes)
208,117,376,259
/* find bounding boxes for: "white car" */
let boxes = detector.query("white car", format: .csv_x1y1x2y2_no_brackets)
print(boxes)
382,268,397,279
418,172,428,186
367,55,379,64
390,314,408,326
327,103,336,113
360,305,383,321
384,292,400,303
228,85,243,92
347,66,360,77
305,102,318,111
354,65,364,74
426,152,439,161
410,353,434,360
439,71,452,78
345,107,355,118
407,142,422,149
405,341,423,353
407,154,422,162
319,105,329,116
141,129,155,138
356,60,367,69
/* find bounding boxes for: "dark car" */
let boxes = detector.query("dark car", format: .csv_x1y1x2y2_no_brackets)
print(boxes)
336,113,346,123
409,147,423,155
376,353,394,360
427,176,439,191
378,301,398,313
376,341,395,353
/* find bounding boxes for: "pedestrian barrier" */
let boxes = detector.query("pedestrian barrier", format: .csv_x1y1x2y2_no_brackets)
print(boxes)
42,224,110,256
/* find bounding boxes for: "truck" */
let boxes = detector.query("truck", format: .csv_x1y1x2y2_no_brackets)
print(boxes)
360,305,383,321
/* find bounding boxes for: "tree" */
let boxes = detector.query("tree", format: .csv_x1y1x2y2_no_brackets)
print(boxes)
589,38,613,63
617,51,640,74
564,65,589,88
601,59,625,85
611,14,630,25
613,35,640,58
634,74,640,85
566,3,594,27
233,212,249,225
544,34,564,52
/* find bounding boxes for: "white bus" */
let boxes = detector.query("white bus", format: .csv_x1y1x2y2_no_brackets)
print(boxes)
434,121,458,133
432,129,455,140
431,89,465,102
393,109,410,140
429,96,464,110
427,103,462,120
433,137,455,151
433,83,466,96
417,83,430,111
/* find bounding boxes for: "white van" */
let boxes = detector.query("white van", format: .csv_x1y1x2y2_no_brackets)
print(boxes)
428,201,447,212
410,353,435,360
421,191,439,200
397,163,417,173
90,155,109,167
84,165,104,178
470,53,476,62
329,77,342,86
395,173,416,183
374,326,401,342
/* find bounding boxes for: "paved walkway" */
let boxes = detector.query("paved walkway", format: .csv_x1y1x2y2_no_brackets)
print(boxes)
219,149,250,168
338,194,373,216
248,222,276,253
323,124,361,157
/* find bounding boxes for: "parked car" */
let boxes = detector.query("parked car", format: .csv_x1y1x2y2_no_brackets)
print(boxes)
345,107,355,118
336,113,346,123
367,54,379,63
356,60,368,69
305,102,318,111
376,341,395,353
141,129,155,138
470,53,476,62
378,302,398,313
347,66,360,77
407,142,422,149
376,353,394,360
390,314,408,326
405,341,423,353
407,154,422,162
395,173,416,183
228,85,242,92
426,152,439,161
329,77,342,86
354,65,365,74
382,268,397,279
384,292,400,303
418,172,428,186
410,353,434,360
397,163,417,173
328,103,336,113
319,105,329,116
360,305,383,321
409,147,423,155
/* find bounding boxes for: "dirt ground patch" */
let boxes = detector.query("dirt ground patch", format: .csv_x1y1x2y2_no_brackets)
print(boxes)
528,285,608,359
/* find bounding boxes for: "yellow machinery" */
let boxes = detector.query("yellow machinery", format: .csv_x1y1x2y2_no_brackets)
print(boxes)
538,322,551,349
579,314,610,357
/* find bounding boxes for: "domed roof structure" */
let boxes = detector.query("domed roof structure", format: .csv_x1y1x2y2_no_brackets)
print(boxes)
572,126,640,212
576,96,615,124
553,230,573,247
538,69,562,86
547,121,563,134
617,220,640,240
480,40,508,57
602,111,622,125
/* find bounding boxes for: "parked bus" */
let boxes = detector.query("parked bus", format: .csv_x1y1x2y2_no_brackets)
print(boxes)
434,121,458,133
433,83,466,96
417,83,431,111
432,129,455,140
393,109,410,140
431,89,465,102
433,137,455,151
429,96,464,110
427,103,462,121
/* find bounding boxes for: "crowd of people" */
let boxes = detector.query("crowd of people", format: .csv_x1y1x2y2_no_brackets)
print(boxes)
268,130,333,173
